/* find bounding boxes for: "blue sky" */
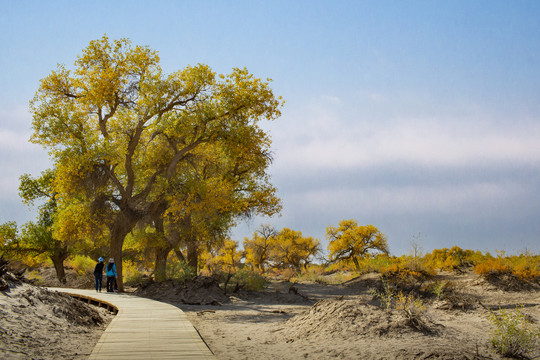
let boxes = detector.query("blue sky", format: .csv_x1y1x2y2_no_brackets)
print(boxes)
1,1,540,255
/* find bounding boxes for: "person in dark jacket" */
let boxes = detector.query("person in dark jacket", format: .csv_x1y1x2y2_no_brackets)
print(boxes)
106,258,117,293
93,257,104,292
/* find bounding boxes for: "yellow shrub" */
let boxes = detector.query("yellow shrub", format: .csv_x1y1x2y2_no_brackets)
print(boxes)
66,255,95,275
474,258,510,276
123,259,146,284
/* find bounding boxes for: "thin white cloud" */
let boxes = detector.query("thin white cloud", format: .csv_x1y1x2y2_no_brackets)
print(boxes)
273,102,540,172
298,180,523,218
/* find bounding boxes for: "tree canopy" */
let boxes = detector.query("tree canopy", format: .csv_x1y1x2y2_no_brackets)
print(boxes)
326,220,389,270
29,35,283,290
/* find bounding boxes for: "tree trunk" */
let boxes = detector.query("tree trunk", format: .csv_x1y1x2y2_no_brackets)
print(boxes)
50,246,68,284
154,246,172,282
109,213,138,292
353,256,360,271
187,238,199,272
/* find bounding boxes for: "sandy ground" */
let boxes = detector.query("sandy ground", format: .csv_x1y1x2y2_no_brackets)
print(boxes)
1,266,539,360
0,274,114,360
167,271,540,360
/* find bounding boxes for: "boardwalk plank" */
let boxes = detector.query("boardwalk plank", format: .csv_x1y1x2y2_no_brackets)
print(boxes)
48,288,215,360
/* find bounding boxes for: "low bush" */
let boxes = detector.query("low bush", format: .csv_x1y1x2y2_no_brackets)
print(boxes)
231,268,267,291
371,281,433,333
395,292,432,333
424,246,484,271
66,255,95,276
381,262,434,293
489,306,540,358
123,259,146,285
371,280,396,310
475,254,540,291
166,257,196,283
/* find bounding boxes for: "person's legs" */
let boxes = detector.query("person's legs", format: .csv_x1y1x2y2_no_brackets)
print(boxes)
97,275,102,292
95,274,99,292
106,276,113,292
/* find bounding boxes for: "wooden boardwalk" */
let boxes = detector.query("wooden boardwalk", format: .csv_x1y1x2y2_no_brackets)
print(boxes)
49,288,215,360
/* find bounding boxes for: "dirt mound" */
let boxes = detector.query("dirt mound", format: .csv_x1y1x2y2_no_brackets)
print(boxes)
134,276,230,305
343,272,383,290
1,262,113,359
281,298,429,340
30,266,94,289
481,272,540,292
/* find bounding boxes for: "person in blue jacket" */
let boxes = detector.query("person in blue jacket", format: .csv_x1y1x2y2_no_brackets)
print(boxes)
93,257,104,292
106,258,117,292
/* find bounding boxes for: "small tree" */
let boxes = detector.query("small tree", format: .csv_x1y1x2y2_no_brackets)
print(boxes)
243,224,278,272
327,220,389,270
204,239,242,275
1,170,73,283
269,228,320,271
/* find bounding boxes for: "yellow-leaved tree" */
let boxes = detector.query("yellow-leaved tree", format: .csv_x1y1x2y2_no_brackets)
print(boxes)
29,35,283,290
243,224,278,272
326,220,389,270
268,228,320,271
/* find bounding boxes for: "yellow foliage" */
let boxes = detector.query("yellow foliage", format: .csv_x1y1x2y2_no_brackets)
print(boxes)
66,254,95,276
327,220,388,270
269,228,320,270
203,239,242,275
474,254,540,280
123,259,146,284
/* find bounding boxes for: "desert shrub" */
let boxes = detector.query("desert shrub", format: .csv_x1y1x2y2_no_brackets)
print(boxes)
294,265,356,285
66,255,94,275
475,258,511,276
489,306,540,358
381,262,434,293
371,281,433,333
26,269,44,284
506,253,540,281
395,292,432,333
231,268,267,291
475,255,540,290
427,280,447,299
324,271,356,284
355,254,395,273
424,246,484,271
271,267,296,281
294,268,329,284
166,257,196,283
371,280,396,310
123,259,146,285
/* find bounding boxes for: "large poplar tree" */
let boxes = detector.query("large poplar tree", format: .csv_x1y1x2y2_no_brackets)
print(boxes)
30,35,283,290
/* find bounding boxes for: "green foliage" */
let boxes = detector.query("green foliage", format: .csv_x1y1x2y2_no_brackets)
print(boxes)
395,292,431,332
231,268,267,291
355,254,396,274
66,255,94,275
428,280,447,299
166,257,196,283
0,221,17,249
371,281,431,332
371,280,396,310
123,259,146,285
489,306,540,358
26,270,44,284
